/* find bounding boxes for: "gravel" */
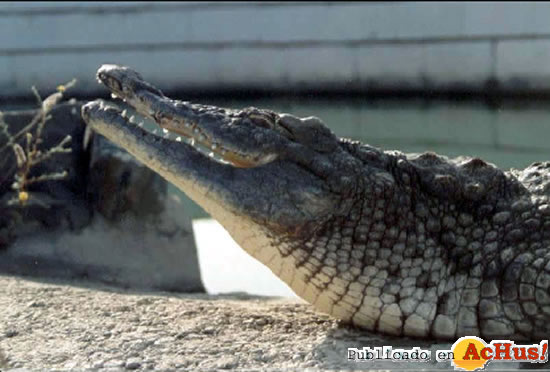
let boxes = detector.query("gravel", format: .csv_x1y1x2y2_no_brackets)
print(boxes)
0,274,535,371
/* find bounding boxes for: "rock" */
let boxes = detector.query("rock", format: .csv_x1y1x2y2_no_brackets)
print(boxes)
4,329,18,338
0,103,93,231
0,102,204,293
92,361,105,369
104,359,125,368
88,135,166,220
0,212,17,250
214,356,239,370
125,359,142,370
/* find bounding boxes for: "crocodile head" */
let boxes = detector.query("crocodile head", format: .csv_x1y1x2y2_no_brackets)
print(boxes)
82,64,362,272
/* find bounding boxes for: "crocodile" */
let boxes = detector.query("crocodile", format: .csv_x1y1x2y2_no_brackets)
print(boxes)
81,64,550,341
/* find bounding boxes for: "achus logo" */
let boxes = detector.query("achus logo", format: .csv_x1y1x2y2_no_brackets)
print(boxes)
436,336,548,371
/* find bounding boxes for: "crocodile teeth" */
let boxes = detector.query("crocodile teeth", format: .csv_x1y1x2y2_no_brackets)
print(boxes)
83,125,93,150
113,106,264,168
111,93,118,99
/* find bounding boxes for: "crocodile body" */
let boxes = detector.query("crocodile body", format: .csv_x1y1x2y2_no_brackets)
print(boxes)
82,65,550,340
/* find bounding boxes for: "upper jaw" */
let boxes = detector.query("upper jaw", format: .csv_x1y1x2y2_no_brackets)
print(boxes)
96,64,284,168
96,64,164,115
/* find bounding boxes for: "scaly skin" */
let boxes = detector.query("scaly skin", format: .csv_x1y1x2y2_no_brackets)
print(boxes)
81,64,550,340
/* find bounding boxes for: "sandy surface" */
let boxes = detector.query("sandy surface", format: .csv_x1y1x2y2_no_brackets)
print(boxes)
0,274,537,371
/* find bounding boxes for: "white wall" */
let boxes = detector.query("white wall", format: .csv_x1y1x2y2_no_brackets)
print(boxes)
1,2,550,96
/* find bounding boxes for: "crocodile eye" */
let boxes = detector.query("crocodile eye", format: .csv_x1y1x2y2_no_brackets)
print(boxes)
248,113,274,129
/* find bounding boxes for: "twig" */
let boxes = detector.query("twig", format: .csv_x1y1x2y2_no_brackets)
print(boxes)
30,135,72,165
0,78,77,206
25,171,69,185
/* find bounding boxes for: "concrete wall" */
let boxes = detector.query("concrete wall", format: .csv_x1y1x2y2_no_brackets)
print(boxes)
1,2,550,97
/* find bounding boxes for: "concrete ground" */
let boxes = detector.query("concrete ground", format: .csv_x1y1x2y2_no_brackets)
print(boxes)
0,274,541,371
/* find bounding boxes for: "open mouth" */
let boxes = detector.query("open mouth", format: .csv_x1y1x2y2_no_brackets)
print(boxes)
88,99,277,169
91,64,280,169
